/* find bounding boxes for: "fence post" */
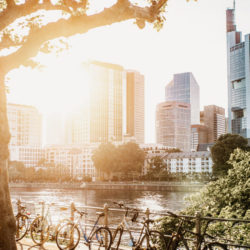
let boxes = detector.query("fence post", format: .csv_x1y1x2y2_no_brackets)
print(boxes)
70,202,75,222
41,201,45,243
104,203,109,248
16,198,21,239
69,202,75,248
195,212,202,250
145,208,150,248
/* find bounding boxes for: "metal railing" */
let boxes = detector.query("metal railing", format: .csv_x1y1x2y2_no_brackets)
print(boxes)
14,199,250,249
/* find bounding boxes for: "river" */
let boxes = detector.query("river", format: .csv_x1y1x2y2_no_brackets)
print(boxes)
10,187,193,213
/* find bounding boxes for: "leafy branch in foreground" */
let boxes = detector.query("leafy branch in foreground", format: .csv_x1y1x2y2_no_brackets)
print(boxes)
158,149,250,245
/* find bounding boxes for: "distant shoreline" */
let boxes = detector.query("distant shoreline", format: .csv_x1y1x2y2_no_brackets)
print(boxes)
9,181,204,192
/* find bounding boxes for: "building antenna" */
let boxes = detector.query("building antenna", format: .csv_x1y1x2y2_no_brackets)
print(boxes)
233,0,236,10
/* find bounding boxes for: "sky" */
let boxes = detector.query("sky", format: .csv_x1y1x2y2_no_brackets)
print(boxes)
6,0,250,143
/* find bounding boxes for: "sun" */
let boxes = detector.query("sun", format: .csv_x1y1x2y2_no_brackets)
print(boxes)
7,51,90,115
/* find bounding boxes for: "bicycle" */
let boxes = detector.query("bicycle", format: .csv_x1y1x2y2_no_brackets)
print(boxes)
15,199,32,241
165,211,228,250
56,203,112,250
111,201,167,250
30,201,69,245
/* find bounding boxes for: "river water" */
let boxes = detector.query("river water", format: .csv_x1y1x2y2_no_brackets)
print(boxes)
10,187,192,213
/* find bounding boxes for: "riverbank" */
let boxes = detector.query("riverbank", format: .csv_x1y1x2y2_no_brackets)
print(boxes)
9,181,204,192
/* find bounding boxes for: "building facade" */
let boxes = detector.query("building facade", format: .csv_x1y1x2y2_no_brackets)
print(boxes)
88,61,124,143
45,113,65,145
156,101,191,151
45,144,98,179
226,6,250,139
9,146,45,168
7,103,42,146
202,105,226,143
165,72,200,125
163,151,212,174
65,107,90,145
126,70,145,144
191,124,208,151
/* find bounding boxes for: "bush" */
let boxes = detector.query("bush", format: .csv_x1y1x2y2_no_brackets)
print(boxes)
158,149,250,246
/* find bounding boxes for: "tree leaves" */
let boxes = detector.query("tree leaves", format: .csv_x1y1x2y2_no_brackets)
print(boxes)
92,142,145,179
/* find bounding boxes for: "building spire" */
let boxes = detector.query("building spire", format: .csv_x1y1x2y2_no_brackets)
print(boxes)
233,0,236,10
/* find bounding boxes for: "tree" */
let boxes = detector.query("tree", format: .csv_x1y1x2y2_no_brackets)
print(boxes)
159,149,250,245
0,0,197,247
211,133,249,176
117,142,145,178
146,156,167,180
92,142,118,178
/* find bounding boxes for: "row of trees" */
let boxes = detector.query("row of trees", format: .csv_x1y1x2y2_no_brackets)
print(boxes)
8,161,73,183
92,142,145,180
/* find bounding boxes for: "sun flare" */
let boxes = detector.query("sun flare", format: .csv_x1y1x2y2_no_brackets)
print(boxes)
7,52,90,115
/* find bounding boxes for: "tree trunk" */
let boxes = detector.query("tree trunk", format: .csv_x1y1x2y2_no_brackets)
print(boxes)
0,70,17,250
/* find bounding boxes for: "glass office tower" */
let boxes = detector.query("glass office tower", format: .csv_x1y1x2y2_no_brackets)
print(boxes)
226,6,250,139
165,72,200,125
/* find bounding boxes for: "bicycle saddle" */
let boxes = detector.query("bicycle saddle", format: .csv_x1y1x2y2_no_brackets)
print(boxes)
96,212,105,217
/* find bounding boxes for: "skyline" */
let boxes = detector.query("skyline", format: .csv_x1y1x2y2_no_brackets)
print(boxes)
6,0,250,143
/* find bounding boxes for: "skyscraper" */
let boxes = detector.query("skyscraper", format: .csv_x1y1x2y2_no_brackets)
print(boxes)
7,103,42,146
126,70,145,144
156,101,191,151
202,105,226,143
165,72,200,125
88,61,124,143
226,4,250,139
191,124,208,151
45,113,65,145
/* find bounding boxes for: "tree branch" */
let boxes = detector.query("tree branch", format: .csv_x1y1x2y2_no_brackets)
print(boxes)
1,0,168,71
0,0,87,32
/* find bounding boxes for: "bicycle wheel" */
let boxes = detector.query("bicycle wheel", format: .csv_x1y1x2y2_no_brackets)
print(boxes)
88,227,112,250
56,222,80,250
139,230,167,250
30,216,50,245
15,214,29,241
202,242,227,250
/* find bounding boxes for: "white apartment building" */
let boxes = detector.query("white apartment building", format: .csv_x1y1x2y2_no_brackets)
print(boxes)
9,146,45,168
45,144,98,179
7,103,42,146
163,151,212,174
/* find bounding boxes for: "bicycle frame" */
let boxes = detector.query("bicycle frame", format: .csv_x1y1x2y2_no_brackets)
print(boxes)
112,210,144,249
70,211,103,244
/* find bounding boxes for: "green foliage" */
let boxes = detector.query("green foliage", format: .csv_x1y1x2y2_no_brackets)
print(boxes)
158,149,250,245
92,142,145,179
117,142,145,175
211,133,248,176
92,142,118,176
8,160,71,182
145,156,169,181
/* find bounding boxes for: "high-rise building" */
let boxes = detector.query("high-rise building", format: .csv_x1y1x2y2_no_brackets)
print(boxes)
202,105,226,143
65,61,124,144
126,70,145,144
45,113,65,145
191,124,208,151
65,107,90,145
226,4,250,139
7,103,42,146
165,72,200,125
156,101,191,151
88,61,124,143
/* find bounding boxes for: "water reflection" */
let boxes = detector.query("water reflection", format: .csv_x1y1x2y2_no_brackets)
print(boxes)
10,188,191,212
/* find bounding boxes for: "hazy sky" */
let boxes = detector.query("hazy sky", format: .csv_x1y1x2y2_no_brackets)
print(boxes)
6,0,250,143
